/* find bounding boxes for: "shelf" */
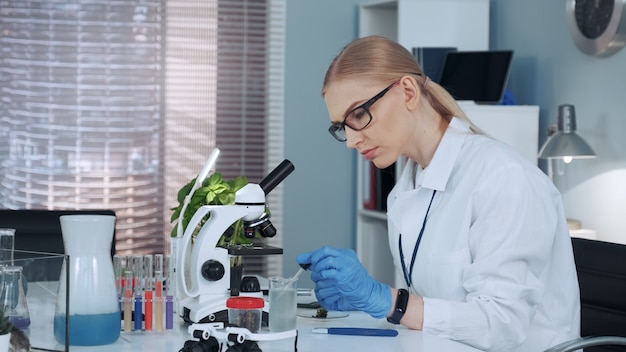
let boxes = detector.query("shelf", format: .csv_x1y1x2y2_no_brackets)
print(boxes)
359,1,398,40
358,208,388,221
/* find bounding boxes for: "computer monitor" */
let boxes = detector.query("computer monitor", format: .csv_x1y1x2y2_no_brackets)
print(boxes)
439,50,514,104
412,47,457,83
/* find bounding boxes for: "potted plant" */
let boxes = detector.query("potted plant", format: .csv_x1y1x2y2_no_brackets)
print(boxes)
170,172,257,247
0,308,12,352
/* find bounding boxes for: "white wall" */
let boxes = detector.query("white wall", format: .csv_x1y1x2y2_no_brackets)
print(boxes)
490,0,626,244
282,0,363,283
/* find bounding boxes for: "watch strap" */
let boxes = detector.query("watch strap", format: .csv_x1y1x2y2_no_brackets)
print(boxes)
386,288,409,324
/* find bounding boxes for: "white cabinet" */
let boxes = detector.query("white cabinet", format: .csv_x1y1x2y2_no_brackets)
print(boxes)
359,0,490,51
460,102,540,164
356,104,540,287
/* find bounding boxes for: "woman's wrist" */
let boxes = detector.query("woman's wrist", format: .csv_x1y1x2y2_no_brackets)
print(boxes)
388,288,424,330
387,288,407,324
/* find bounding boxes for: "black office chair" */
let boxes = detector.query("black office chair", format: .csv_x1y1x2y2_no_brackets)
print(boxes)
0,209,116,281
545,238,626,352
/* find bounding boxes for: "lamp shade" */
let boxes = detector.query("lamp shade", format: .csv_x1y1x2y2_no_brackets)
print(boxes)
538,104,596,160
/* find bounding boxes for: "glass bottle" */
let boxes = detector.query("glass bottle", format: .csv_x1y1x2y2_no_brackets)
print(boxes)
1,266,30,329
54,215,120,346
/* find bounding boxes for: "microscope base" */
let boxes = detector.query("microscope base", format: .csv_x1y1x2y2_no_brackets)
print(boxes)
181,295,270,326
181,296,228,324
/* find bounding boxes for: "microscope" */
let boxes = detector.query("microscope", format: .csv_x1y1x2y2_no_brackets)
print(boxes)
175,148,295,325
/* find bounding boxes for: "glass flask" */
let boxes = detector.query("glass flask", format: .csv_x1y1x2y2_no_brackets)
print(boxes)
1,265,30,329
54,215,120,346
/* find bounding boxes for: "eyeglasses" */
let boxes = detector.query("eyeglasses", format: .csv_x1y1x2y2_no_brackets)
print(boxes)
328,81,400,142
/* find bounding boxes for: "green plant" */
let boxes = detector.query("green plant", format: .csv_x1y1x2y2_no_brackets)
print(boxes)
0,308,12,335
170,172,253,246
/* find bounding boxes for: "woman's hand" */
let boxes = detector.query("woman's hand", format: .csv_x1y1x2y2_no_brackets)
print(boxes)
297,246,392,319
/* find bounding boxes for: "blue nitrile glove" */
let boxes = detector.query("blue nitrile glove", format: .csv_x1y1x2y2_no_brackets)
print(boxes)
296,246,392,319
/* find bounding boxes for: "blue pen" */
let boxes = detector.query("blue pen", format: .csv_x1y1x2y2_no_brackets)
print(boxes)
312,327,398,337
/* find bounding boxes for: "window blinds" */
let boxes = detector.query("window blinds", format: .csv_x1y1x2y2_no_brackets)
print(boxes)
0,0,286,278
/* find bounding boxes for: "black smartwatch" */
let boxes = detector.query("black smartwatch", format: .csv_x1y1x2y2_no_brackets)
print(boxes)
387,288,409,324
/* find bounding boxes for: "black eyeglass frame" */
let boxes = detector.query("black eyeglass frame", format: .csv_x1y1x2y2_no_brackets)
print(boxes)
328,80,400,142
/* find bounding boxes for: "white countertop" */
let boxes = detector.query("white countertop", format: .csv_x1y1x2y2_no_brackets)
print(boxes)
25,282,481,352
59,310,482,352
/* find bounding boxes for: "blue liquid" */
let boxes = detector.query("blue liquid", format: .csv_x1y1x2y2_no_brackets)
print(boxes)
53,312,120,346
9,316,30,330
134,296,143,331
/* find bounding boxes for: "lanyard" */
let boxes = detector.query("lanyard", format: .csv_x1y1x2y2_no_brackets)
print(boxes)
398,189,437,288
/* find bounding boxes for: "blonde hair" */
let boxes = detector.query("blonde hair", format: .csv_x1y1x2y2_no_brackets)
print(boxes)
322,35,482,133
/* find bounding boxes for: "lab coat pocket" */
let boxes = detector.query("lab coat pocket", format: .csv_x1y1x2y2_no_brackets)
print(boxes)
423,248,471,300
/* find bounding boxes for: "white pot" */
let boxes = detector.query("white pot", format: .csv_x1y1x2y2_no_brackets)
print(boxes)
0,333,9,352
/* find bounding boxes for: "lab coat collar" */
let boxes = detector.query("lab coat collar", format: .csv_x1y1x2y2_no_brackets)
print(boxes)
414,117,470,192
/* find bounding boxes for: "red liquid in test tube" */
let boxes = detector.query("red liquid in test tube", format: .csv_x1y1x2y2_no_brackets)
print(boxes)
154,254,164,331
143,255,153,331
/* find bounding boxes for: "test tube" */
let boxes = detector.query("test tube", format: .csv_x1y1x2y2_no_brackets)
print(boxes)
125,255,133,270
165,254,174,330
169,237,180,315
143,255,153,331
155,270,164,331
123,271,133,332
154,254,164,331
133,255,144,331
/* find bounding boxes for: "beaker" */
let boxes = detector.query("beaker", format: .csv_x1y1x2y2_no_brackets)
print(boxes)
1,266,30,329
54,215,120,346
268,276,298,332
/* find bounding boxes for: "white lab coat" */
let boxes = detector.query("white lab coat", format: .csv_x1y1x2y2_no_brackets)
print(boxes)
387,117,580,352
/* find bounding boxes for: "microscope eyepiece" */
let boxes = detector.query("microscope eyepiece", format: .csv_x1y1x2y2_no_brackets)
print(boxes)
258,159,294,195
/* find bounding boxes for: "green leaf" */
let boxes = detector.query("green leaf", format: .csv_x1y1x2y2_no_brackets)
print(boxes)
218,192,235,205
190,193,206,208
210,183,230,195
205,191,217,204
194,186,211,198
207,172,223,185
230,176,248,191
177,179,195,203
170,206,182,222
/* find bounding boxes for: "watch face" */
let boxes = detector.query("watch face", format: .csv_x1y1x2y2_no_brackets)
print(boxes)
575,0,615,39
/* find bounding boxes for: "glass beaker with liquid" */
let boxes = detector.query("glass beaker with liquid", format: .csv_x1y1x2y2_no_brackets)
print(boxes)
1,266,30,329
268,276,298,332
54,215,120,346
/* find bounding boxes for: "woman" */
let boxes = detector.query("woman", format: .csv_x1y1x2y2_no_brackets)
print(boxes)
296,36,580,352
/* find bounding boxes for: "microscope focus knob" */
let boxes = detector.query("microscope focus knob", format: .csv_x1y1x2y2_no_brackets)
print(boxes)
201,260,225,281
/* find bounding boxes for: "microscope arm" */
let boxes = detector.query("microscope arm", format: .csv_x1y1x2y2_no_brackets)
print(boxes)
180,204,250,298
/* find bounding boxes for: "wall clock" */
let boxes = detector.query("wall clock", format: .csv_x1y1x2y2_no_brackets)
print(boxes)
566,0,626,57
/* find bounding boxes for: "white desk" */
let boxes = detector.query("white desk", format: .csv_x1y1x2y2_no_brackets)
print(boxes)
39,313,481,352
26,282,480,352
61,311,482,352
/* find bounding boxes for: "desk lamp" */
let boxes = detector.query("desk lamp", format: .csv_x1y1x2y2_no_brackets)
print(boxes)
539,104,596,231
539,104,596,180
